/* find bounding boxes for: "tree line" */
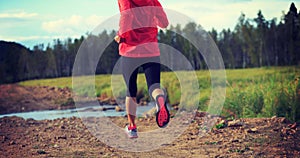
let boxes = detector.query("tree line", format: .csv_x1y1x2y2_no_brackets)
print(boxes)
0,3,299,84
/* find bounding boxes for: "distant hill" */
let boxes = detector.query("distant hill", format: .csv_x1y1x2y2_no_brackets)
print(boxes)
0,40,30,53
0,41,32,84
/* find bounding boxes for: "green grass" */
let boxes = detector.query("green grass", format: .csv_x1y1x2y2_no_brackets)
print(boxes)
224,66,300,122
19,76,73,88
19,66,300,122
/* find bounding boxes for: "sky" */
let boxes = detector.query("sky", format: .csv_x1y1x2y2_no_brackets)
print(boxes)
0,0,299,49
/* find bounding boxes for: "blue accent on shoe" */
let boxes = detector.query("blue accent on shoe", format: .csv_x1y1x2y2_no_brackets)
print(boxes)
125,125,138,138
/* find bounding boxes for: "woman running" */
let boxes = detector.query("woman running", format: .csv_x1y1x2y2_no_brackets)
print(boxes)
115,0,170,138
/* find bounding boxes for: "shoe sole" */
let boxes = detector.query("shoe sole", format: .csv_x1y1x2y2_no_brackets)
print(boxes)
127,134,138,139
156,95,170,128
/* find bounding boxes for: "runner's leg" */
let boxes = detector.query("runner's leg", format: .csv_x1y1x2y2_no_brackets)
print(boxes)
121,57,139,128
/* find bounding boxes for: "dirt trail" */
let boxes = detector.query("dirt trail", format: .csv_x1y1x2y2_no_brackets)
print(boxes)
0,113,299,157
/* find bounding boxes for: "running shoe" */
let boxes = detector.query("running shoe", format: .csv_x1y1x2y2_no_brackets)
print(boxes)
125,125,138,138
155,95,170,128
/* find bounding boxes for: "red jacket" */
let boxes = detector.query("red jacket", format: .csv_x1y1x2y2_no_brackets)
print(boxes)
117,0,168,58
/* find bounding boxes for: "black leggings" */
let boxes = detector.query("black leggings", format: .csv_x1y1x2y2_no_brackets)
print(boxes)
121,56,161,97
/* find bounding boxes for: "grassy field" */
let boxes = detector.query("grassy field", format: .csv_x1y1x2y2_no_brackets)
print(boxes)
19,66,300,122
224,67,299,122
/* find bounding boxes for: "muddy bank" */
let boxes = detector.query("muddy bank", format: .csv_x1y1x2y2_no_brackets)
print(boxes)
0,84,124,115
0,84,75,114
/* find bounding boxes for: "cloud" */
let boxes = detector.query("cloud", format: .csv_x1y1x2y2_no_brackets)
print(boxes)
0,11,38,25
0,11,38,19
42,15,105,34
0,12,40,37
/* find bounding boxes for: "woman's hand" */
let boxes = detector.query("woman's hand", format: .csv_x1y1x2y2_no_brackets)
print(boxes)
114,35,121,43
